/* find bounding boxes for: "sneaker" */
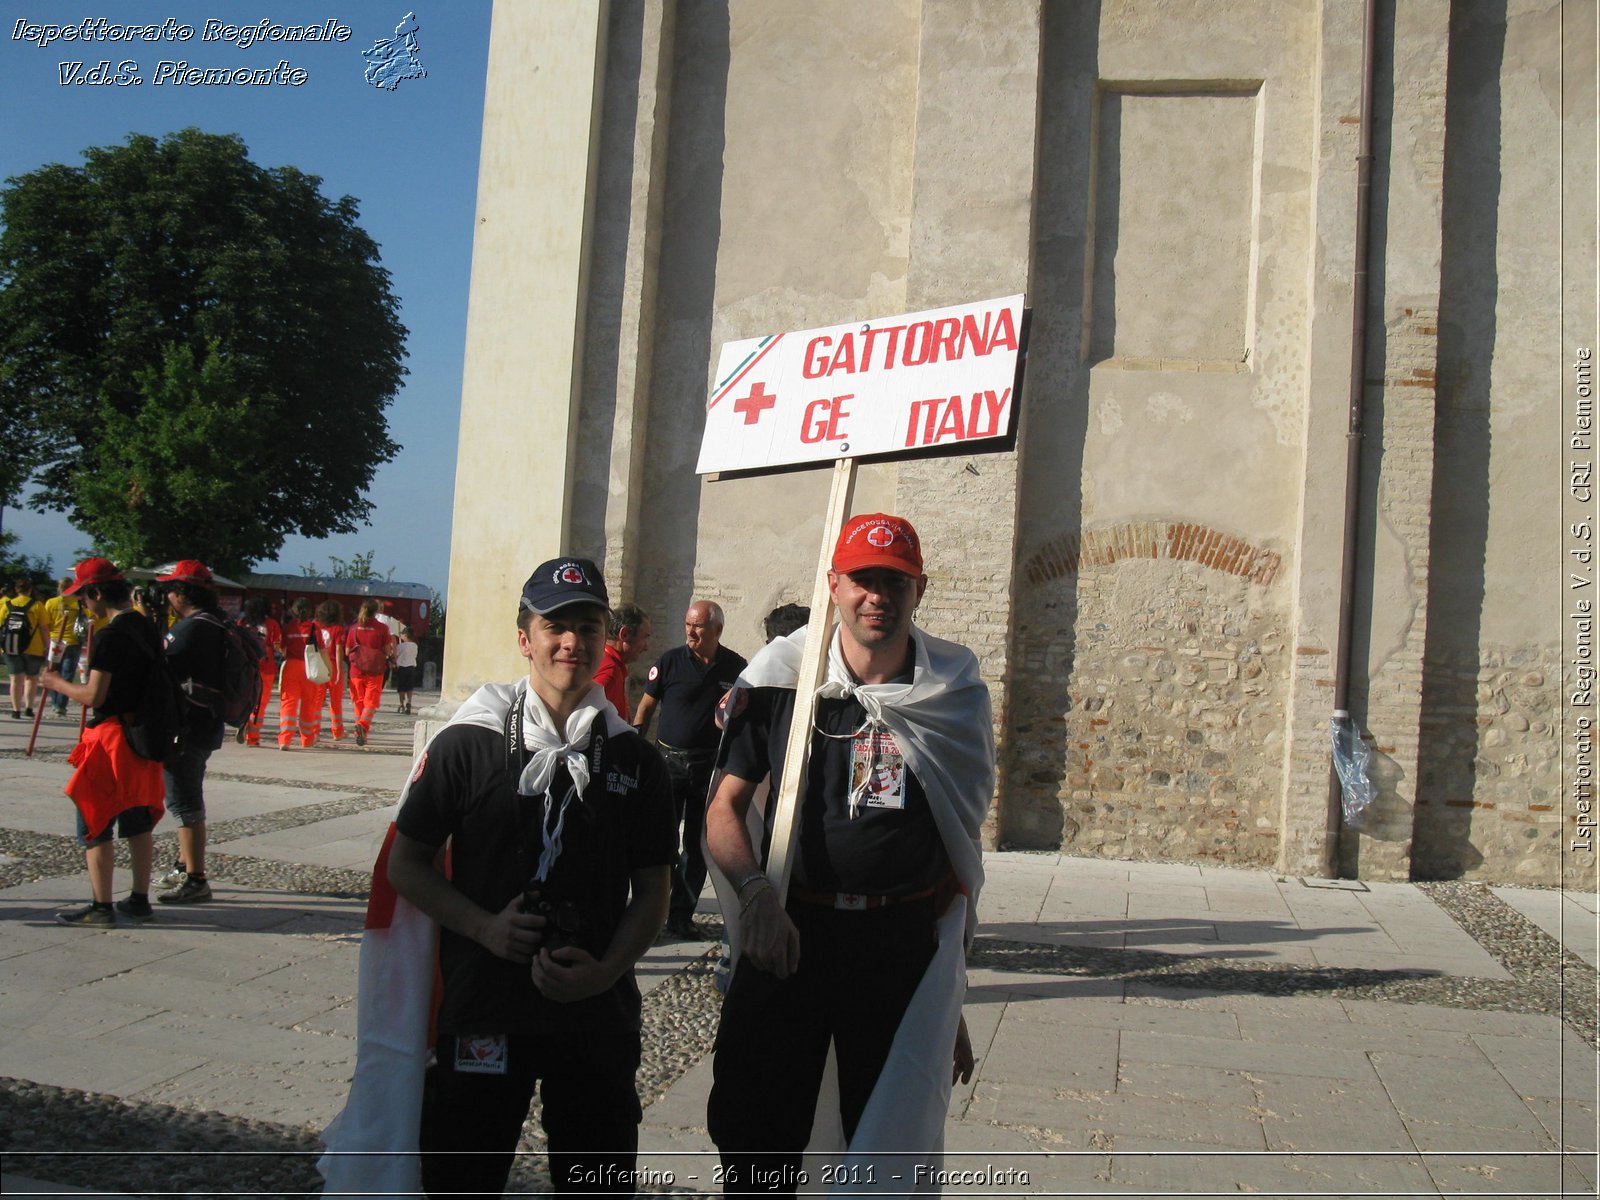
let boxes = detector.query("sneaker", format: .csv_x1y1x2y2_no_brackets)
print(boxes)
157,865,187,890
158,876,213,905
56,903,115,926
24,707,33,717
115,897,155,923
10,710,19,720
355,727,367,747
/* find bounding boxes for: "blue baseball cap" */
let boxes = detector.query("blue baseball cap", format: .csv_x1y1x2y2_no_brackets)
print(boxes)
520,557,609,616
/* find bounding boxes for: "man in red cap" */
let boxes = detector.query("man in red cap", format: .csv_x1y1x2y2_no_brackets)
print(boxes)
704,514,994,1192
39,558,168,924
152,560,230,904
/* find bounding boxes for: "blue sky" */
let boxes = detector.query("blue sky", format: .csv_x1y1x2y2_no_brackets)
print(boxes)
0,2,492,600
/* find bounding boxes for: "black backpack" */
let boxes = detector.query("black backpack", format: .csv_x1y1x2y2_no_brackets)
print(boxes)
121,622,185,764
195,612,266,728
2,597,35,656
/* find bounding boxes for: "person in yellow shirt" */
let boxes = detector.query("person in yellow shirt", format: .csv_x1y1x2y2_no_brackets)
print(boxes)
43,578,88,718
2,577,49,719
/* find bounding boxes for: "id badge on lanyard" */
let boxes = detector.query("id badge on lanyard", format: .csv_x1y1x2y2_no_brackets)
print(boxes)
851,728,908,811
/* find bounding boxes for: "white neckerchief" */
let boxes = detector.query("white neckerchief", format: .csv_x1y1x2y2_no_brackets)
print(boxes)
515,681,600,799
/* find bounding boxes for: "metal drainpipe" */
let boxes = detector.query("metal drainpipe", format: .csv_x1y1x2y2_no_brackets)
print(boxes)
1327,0,1381,878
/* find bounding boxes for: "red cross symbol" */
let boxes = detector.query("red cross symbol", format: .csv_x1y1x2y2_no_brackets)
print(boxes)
734,382,777,425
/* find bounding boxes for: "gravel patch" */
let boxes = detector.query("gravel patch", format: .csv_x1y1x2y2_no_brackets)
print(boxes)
0,1077,325,1198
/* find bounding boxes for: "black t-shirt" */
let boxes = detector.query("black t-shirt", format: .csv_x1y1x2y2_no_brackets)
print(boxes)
396,717,677,1036
86,609,162,722
719,682,949,897
643,644,747,749
166,608,228,746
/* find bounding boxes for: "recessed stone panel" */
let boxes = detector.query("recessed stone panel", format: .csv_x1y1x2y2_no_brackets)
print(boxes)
1088,85,1261,367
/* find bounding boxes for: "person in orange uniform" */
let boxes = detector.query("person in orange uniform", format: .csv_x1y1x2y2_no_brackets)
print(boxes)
278,597,317,750
344,599,393,747
238,596,282,746
301,599,345,747
314,600,349,740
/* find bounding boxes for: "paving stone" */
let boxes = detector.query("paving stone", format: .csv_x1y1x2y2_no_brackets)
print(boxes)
135,1054,353,1127
1231,1011,1486,1059
1108,1140,1437,1195
1471,1028,1599,1100
979,1021,1121,1092
1369,1051,1546,1133
1113,1062,1262,1108
1126,989,1353,1023
1402,1121,1558,1153
76,966,349,1029
1126,884,1209,907
0,1029,208,1096
1122,862,1205,883
0,935,190,990
963,1082,1109,1139
1339,997,1562,1036
1006,994,1241,1040
1524,1095,1598,1152
1121,1030,1378,1080
975,921,1126,948
1250,1071,1417,1153
965,967,1127,1006
1086,1091,1268,1150
214,811,390,871
1421,1151,1574,1195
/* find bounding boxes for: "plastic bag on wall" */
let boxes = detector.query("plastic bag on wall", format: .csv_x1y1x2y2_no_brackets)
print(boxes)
1331,711,1377,829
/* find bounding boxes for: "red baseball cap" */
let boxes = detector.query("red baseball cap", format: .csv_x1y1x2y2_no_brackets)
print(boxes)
832,513,923,576
62,557,125,595
156,560,214,587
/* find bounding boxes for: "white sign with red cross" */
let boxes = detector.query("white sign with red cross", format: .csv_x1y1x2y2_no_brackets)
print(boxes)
695,294,1025,475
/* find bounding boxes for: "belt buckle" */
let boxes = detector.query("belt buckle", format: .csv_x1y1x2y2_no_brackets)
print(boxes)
836,893,867,911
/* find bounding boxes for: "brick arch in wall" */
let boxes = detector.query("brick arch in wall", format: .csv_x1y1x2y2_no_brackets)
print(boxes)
1021,521,1283,587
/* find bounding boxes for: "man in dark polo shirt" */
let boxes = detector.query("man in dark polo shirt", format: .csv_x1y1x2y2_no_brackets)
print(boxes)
632,600,746,939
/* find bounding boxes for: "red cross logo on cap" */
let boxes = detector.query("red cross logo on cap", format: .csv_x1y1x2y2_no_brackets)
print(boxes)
558,564,586,585
866,524,895,548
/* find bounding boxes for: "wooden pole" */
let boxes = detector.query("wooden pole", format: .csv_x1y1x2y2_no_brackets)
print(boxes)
764,457,857,901
25,634,64,758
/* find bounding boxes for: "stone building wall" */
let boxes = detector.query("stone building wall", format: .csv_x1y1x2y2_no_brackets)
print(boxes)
441,0,1595,887
1006,526,1288,864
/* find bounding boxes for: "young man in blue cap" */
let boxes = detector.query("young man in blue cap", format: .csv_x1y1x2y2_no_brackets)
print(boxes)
383,556,676,1196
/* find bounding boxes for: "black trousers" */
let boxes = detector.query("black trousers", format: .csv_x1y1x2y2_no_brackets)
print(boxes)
419,1029,642,1196
706,897,938,1197
661,746,715,922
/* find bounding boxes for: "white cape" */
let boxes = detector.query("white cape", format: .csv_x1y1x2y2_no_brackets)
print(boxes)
316,682,630,1199
705,624,994,1195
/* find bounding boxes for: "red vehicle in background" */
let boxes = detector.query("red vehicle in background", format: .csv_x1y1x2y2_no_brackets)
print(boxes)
240,573,432,634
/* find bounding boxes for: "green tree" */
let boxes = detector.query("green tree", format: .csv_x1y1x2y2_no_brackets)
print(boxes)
0,528,53,587
301,549,395,581
0,128,407,573
427,586,446,640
